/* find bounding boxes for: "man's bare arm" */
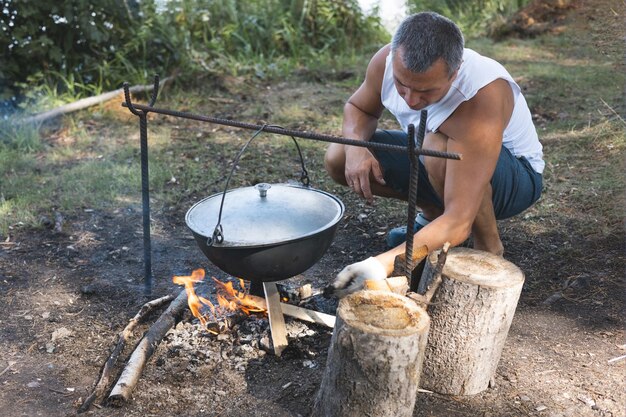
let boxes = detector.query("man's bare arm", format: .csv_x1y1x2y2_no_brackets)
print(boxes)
342,45,389,202
375,79,514,273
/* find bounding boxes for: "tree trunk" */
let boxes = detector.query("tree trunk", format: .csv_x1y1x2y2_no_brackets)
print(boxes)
420,248,525,395
312,291,430,417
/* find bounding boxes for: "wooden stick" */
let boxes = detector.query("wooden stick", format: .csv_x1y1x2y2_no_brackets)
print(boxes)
0,361,15,378
608,354,626,364
78,293,176,413
107,290,188,405
246,294,336,328
263,282,289,356
20,77,173,125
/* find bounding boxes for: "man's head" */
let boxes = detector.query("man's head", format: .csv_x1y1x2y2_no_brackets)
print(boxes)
391,12,464,77
390,12,464,110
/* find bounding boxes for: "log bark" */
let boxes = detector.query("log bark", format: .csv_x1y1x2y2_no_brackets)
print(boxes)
78,293,175,412
108,289,188,405
312,291,430,417
420,248,525,395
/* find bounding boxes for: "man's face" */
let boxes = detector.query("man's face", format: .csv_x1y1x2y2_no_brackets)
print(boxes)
391,47,457,111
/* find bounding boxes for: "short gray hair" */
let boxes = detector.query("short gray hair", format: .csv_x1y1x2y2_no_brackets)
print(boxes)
391,12,464,77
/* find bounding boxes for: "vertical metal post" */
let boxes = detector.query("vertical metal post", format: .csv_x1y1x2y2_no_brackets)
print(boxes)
139,113,153,296
404,110,428,288
123,75,160,296
404,124,418,281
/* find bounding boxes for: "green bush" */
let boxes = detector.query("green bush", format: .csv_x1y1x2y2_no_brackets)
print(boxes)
1,0,387,112
407,0,530,37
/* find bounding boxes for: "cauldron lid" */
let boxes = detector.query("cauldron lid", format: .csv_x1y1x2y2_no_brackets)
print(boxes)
185,183,344,247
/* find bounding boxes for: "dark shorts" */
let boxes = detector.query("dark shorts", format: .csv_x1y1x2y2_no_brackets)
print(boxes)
370,130,543,220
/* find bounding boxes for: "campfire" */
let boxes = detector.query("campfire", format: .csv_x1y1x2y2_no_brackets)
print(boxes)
172,268,267,331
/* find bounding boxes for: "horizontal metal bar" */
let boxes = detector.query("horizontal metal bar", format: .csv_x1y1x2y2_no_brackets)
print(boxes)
122,102,462,160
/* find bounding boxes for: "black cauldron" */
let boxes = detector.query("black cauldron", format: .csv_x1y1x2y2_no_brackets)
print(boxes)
186,183,344,281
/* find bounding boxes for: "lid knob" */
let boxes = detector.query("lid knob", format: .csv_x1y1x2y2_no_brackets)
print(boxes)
255,183,271,198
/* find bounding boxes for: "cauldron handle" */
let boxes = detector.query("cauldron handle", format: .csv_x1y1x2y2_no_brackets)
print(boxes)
207,124,310,246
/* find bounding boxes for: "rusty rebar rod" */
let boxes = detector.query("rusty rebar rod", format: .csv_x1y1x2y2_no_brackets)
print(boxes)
122,102,461,160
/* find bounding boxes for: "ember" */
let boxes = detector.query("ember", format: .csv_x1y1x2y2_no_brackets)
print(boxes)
172,269,267,331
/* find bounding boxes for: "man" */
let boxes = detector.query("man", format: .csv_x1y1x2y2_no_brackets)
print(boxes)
325,12,543,297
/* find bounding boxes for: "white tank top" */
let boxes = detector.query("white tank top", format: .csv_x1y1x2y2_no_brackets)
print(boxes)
381,48,544,173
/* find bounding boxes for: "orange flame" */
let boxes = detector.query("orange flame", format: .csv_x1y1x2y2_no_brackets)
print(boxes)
172,269,216,326
212,277,266,315
172,269,266,332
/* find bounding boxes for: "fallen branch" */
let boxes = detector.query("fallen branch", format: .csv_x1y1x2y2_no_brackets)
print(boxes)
0,361,15,378
107,289,188,406
20,76,173,125
608,354,626,364
600,98,626,127
78,293,176,413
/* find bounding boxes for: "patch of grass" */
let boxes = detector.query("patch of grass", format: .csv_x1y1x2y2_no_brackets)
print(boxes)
0,120,42,152
469,36,622,129
0,114,180,236
531,118,624,237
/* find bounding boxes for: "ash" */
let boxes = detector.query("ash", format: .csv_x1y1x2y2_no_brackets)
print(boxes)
161,312,331,374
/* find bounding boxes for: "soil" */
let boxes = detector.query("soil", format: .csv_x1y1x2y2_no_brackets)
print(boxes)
1,1,624,417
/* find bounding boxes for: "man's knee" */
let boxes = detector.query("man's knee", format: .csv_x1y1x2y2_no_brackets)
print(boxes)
422,132,449,186
324,143,346,184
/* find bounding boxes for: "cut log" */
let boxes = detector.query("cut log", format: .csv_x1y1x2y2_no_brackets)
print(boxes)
419,247,525,395
312,291,430,417
108,289,188,405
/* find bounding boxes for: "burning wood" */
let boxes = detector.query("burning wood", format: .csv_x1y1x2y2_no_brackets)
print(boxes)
172,269,268,334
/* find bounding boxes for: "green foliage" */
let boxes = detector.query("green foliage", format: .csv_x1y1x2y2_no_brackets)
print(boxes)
1,0,387,112
407,0,530,37
1,0,141,101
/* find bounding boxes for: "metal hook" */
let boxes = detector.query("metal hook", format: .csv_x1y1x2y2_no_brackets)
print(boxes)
123,82,142,116
148,74,160,107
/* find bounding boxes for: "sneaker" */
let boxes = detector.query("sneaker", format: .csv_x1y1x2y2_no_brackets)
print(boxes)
385,213,431,248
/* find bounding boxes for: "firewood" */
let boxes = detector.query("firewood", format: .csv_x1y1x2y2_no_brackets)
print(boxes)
408,242,451,307
107,290,188,405
246,294,336,328
78,293,176,413
312,291,430,417
363,275,409,295
392,244,429,275
419,248,525,395
263,282,288,356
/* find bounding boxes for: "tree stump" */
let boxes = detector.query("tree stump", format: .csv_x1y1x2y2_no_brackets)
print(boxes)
312,291,430,417
420,247,525,395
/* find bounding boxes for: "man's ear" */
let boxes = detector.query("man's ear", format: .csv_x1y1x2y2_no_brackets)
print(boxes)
448,67,459,82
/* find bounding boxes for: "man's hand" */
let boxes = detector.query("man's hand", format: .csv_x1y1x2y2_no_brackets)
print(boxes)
345,146,386,203
324,257,387,298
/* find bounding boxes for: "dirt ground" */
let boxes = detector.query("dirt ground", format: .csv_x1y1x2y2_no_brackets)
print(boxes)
1,1,624,416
